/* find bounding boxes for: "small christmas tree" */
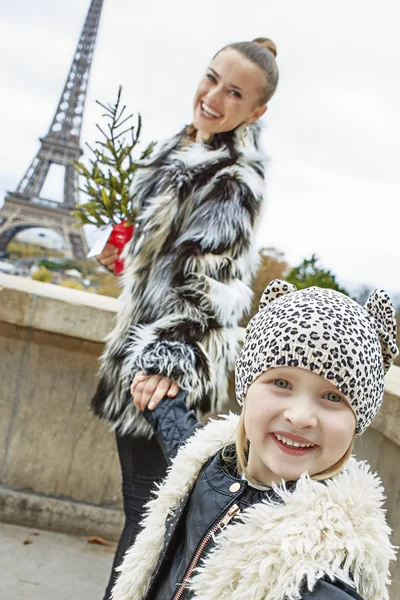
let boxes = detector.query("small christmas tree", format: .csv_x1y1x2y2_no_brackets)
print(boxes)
72,86,154,228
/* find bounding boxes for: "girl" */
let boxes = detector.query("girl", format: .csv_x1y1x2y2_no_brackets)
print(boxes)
112,280,398,600
94,37,279,598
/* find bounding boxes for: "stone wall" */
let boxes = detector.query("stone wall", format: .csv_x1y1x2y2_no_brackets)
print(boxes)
0,274,123,540
0,274,399,593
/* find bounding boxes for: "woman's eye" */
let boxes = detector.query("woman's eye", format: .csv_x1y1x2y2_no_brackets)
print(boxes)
324,392,342,403
206,73,216,83
229,90,242,98
273,379,290,389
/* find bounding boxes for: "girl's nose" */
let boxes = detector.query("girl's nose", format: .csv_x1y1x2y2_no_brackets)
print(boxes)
283,400,318,430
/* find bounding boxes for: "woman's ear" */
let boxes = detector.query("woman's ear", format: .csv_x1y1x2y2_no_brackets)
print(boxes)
246,104,268,124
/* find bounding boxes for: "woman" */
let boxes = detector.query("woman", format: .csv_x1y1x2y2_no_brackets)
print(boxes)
94,37,279,599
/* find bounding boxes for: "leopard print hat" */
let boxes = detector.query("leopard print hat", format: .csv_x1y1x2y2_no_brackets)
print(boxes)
235,280,399,435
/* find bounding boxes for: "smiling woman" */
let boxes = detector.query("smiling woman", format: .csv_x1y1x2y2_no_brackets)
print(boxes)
94,37,279,600
192,38,278,140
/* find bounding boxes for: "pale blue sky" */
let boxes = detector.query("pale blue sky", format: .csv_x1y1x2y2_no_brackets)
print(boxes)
0,0,399,293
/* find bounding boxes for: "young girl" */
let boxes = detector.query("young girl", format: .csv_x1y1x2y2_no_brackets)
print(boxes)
112,280,398,600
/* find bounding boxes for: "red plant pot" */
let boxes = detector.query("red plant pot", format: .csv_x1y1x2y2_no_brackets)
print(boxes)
108,221,134,275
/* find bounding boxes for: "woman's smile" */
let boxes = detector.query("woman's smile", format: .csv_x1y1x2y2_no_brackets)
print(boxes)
200,101,222,119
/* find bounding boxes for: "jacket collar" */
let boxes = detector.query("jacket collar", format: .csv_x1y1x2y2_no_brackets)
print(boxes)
112,413,395,600
139,121,265,172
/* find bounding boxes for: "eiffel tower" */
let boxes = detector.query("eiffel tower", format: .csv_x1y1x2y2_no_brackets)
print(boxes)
0,0,104,259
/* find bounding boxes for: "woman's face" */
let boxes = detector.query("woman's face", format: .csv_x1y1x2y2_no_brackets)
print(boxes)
244,367,356,486
192,48,267,139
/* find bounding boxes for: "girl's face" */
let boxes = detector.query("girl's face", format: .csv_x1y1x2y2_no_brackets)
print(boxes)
192,48,267,140
244,367,356,486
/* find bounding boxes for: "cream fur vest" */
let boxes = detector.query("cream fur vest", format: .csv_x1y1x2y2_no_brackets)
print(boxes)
111,414,395,600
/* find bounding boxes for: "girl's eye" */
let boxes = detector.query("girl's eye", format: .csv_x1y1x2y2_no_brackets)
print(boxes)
206,73,216,83
229,90,242,98
324,392,343,403
273,379,290,389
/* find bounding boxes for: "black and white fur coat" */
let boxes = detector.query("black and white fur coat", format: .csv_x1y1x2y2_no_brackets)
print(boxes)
112,413,396,600
91,123,266,436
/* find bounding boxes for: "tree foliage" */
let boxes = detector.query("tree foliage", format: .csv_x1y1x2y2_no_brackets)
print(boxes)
60,279,85,291
286,254,347,294
38,258,99,278
247,247,289,320
72,87,154,228
32,266,53,283
95,272,121,298
352,284,373,307
8,242,65,259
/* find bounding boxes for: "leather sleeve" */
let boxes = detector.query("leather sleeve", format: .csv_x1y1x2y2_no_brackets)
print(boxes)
303,579,363,599
144,390,203,463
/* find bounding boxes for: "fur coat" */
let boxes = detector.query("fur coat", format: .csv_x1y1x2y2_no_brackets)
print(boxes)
111,413,396,600
91,123,266,436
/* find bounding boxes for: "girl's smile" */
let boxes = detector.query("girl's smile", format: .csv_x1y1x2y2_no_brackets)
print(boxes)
271,431,318,455
244,367,356,486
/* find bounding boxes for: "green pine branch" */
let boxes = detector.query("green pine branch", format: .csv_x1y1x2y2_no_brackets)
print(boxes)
72,86,155,228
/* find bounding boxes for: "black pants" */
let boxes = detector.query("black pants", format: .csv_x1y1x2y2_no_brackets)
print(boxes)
102,432,168,600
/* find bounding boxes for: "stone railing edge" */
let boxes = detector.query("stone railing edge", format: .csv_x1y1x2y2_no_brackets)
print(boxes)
1,273,399,403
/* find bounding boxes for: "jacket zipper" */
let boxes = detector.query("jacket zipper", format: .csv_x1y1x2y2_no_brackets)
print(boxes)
172,503,240,600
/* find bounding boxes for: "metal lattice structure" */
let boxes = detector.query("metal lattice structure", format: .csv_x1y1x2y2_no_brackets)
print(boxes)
0,0,104,259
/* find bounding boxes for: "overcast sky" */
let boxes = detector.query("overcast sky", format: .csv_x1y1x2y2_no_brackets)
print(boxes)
1,0,399,294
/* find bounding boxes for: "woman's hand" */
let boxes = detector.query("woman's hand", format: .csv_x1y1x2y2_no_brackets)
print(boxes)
96,243,119,272
131,372,180,411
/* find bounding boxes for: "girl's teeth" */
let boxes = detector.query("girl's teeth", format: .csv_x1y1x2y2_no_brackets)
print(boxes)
275,434,314,449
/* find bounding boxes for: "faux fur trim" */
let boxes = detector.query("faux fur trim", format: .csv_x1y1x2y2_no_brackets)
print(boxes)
112,414,395,600
122,325,205,395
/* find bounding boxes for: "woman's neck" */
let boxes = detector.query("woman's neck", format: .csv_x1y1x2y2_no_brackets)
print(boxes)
195,129,212,144
185,124,214,144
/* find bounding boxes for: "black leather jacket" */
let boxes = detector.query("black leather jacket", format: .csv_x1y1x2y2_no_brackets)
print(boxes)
143,392,363,600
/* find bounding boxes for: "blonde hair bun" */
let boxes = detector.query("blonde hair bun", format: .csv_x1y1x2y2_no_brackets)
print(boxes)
252,37,277,57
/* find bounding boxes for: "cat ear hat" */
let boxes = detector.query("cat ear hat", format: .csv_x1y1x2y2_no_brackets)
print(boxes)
235,280,399,436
